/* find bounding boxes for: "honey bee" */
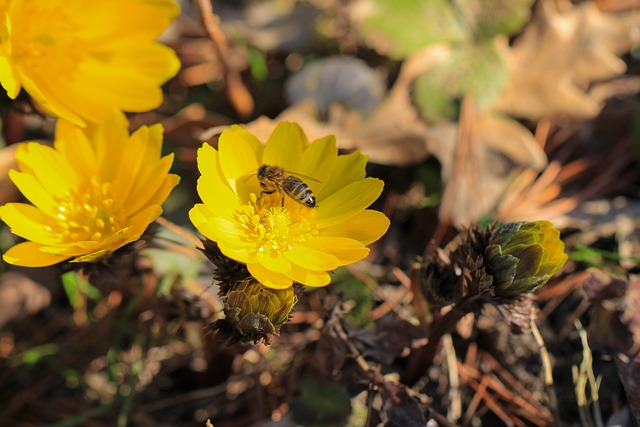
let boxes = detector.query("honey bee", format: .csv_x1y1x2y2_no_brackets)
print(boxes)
257,164,318,208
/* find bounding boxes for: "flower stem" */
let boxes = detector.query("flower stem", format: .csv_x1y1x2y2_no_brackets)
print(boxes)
410,295,480,385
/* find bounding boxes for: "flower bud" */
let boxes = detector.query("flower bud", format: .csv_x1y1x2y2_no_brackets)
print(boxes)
485,220,567,295
210,279,296,344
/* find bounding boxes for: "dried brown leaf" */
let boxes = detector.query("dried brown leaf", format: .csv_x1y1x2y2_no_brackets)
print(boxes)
430,110,548,226
372,370,430,427
495,1,640,120
583,269,640,360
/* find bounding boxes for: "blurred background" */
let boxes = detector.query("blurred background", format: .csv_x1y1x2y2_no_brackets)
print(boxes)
2,0,640,426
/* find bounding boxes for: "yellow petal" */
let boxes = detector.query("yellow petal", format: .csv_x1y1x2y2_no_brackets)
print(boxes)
0,203,57,244
89,109,131,177
3,241,69,267
38,241,101,257
33,68,126,125
140,173,180,214
257,250,292,273
286,265,331,287
126,155,177,214
248,262,293,289
8,170,58,215
63,60,157,120
79,0,179,44
304,236,370,266
0,56,20,98
191,215,248,249
218,241,253,264
262,122,307,171
95,44,180,88
196,147,242,219
70,249,110,263
299,134,337,197
319,210,390,246
15,142,77,196
196,143,220,177
316,178,384,228
316,151,368,200
128,204,163,237
284,244,340,271
54,120,97,178
109,123,159,201
218,125,262,194
188,203,213,229
22,70,90,127
191,208,254,265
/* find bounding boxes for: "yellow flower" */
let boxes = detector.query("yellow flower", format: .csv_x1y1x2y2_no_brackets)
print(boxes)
0,109,180,267
0,0,180,126
189,122,390,289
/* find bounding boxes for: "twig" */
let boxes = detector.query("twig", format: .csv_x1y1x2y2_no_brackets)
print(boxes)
194,0,254,117
457,359,552,425
330,306,371,373
530,316,561,426
421,296,480,372
368,267,412,320
443,334,462,422
155,216,204,249
346,265,414,324
574,319,604,427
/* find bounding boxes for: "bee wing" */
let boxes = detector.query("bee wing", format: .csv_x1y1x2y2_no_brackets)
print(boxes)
290,171,321,184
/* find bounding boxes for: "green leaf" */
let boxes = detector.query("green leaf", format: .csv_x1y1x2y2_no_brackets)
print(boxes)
292,379,352,427
359,0,466,59
247,46,268,81
456,42,509,107
456,0,535,39
413,69,458,122
21,344,59,365
62,271,101,307
332,267,375,328
413,40,508,121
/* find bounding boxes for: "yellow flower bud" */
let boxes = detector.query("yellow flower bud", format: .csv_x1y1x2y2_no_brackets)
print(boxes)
485,221,567,295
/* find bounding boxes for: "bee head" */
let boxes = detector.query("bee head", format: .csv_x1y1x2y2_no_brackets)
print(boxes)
257,164,268,179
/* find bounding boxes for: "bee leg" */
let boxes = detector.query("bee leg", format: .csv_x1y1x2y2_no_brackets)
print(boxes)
273,187,285,208
258,189,275,204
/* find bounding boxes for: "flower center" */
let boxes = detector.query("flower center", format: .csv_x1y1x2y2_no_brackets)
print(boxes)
10,3,87,76
49,176,127,243
235,193,318,257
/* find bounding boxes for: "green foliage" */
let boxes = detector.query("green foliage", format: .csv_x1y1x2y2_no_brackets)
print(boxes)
359,0,534,121
16,343,59,366
570,244,640,268
461,0,535,39
332,267,376,328
414,159,443,207
247,45,269,81
414,40,508,121
360,0,533,59
360,0,465,59
62,271,102,307
292,379,352,427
